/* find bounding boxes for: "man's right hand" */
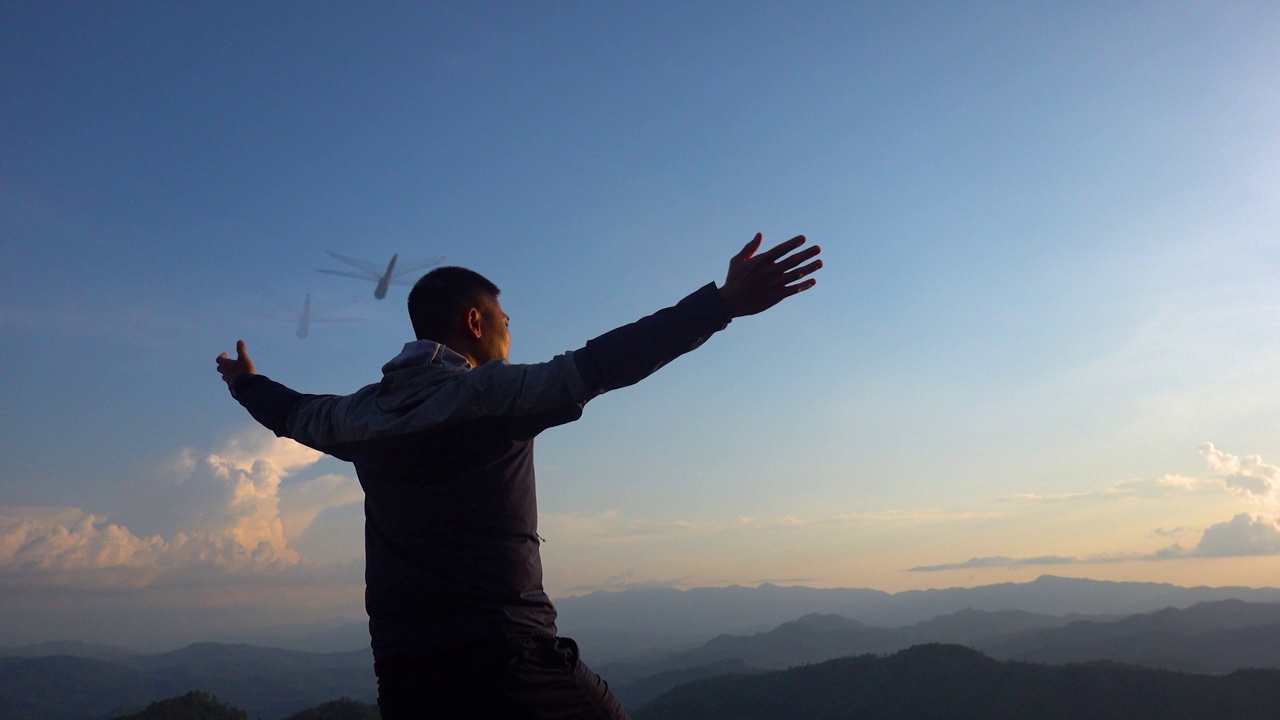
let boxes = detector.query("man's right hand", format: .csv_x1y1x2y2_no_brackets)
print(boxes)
216,339,256,385
718,233,822,318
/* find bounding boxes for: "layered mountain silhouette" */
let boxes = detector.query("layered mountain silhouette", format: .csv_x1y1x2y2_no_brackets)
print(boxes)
632,644,1280,720
604,600,1280,708
9,577,1280,719
556,575,1280,663
0,645,373,720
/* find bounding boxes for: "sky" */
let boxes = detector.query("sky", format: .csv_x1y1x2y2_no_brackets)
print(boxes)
3,1,1280,649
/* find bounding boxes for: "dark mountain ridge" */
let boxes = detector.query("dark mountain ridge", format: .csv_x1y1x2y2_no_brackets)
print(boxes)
633,644,1280,720
555,575,1280,645
0,644,374,720
606,599,1280,707
981,600,1280,672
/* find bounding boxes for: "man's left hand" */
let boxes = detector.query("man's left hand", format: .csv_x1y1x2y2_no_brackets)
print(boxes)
216,339,256,385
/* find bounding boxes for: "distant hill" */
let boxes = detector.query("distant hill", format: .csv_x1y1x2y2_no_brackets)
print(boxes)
613,658,766,710
0,641,138,663
632,644,1280,720
110,691,248,720
602,608,1076,706
108,692,380,720
603,612,900,684
981,599,1280,672
555,575,1280,657
279,697,380,720
898,606,1096,645
127,642,371,676
214,620,371,654
0,655,183,720
551,625,709,665
0,644,374,720
602,599,1280,707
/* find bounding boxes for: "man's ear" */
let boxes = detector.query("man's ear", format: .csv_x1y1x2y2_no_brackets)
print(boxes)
466,307,484,339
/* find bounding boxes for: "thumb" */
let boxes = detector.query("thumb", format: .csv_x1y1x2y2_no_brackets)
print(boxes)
236,339,249,359
733,233,763,263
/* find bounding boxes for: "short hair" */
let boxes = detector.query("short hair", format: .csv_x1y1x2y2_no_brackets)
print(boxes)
407,266,501,341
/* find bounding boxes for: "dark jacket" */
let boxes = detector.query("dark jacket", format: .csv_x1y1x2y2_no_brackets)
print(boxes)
230,283,731,662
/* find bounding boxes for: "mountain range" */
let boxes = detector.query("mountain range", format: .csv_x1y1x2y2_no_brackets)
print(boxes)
605,599,1280,708
556,574,1280,663
9,576,1280,718
0,645,374,720
631,644,1280,720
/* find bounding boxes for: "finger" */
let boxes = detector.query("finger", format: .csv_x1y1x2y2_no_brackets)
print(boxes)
783,277,818,294
757,235,806,263
217,352,229,362
782,258,823,283
733,233,763,262
236,339,248,359
773,245,821,272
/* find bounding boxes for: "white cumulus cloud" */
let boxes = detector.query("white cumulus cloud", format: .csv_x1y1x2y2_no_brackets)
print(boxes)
279,473,365,543
1194,513,1280,557
0,428,363,591
1199,442,1280,503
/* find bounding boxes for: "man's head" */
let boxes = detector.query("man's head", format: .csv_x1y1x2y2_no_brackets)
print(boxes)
407,266,509,366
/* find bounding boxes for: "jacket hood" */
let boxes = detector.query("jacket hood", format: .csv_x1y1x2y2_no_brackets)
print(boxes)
376,340,473,413
381,339,472,374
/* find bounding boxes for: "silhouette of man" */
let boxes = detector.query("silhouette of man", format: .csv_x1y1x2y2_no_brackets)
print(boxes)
216,233,821,719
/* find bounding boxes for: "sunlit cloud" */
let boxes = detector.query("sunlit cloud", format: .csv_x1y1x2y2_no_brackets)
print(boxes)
996,475,1213,504
908,555,1095,572
1198,442,1280,503
909,514,1280,572
0,428,363,591
991,444,1280,510
0,507,165,589
1194,513,1280,557
542,507,998,546
279,473,364,543
911,444,1280,572
1149,526,1193,539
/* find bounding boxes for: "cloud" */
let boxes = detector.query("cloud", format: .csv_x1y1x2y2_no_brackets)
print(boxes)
0,508,165,589
541,507,997,546
908,555,1088,572
996,475,1212,505
910,513,1280,572
0,428,364,591
1149,526,1192,539
899,443,1280,574
993,443,1280,509
564,567,696,594
1199,442,1279,503
1193,513,1280,557
279,473,364,543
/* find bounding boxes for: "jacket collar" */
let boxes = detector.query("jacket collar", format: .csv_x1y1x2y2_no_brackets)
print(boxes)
381,339,473,375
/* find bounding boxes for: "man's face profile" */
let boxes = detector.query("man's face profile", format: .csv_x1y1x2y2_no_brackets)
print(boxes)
478,296,510,364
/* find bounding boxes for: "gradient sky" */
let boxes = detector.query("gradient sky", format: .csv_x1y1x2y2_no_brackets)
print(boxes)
3,2,1280,648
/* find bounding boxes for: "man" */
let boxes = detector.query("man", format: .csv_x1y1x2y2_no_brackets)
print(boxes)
216,233,821,719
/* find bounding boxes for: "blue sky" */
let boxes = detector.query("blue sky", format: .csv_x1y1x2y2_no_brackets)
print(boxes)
3,2,1280,648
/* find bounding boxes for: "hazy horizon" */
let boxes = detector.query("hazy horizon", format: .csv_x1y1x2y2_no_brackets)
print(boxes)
4,3,1280,650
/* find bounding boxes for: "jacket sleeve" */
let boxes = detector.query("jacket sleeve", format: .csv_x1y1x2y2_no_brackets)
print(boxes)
225,282,731,446
228,374,344,450
572,282,732,394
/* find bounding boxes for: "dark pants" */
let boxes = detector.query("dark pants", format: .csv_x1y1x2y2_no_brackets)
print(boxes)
376,635,630,720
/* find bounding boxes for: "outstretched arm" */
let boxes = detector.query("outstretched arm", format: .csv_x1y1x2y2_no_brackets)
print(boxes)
572,233,823,394
215,340,325,443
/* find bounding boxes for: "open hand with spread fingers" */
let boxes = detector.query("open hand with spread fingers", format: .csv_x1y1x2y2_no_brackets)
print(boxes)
718,233,823,318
